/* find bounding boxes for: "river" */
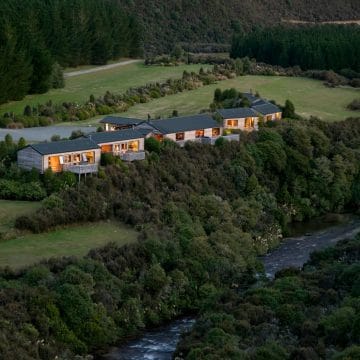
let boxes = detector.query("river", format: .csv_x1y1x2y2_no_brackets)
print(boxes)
100,214,360,360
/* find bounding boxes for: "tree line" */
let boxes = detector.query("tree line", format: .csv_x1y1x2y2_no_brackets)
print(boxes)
231,25,360,73
0,0,142,105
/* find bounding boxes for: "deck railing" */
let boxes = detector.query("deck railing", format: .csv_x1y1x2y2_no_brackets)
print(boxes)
119,151,146,162
63,163,98,174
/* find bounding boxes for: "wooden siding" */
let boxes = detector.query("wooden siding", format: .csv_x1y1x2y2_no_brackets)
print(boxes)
17,147,43,172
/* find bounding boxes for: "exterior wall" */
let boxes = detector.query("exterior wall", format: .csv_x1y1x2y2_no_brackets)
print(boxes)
17,147,43,172
98,138,145,155
223,117,259,131
104,123,135,132
165,127,223,143
43,149,101,173
263,112,282,121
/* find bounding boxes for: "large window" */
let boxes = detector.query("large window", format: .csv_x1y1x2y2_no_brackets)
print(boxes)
227,119,238,127
244,117,254,128
212,128,220,137
176,132,185,141
195,129,204,138
85,152,95,163
128,140,139,152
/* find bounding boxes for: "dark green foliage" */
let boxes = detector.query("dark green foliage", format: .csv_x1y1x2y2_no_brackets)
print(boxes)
231,25,360,73
50,63,65,89
0,0,142,104
283,99,296,118
176,237,360,359
116,0,360,54
145,137,162,154
348,99,360,111
1,117,360,358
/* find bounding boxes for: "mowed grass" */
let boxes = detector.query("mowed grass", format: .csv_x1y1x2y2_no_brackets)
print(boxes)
0,62,208,115
0,221,138,269
121,75,360,122
0,200,41,233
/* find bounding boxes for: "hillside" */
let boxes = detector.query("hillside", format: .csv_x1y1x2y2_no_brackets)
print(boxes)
119,0,360,52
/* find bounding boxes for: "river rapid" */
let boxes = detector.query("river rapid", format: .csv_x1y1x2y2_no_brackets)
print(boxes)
100,214,360,360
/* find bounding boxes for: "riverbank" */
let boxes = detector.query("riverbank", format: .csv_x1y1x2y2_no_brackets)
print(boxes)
101,215,360,359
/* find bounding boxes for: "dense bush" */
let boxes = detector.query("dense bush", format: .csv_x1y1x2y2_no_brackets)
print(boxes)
348,99,360,111
0,116,359,358
231,25,360,73
175,237,360,359
0,179,46,201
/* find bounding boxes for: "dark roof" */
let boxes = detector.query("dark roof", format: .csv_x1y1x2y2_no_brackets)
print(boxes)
242,92,259,104
135,124,157,136
29,139,99,155
87,129,144,144
217,107,258,119
252,102,282,115
148,114,219,134
251,98,268,106
100,116,143,126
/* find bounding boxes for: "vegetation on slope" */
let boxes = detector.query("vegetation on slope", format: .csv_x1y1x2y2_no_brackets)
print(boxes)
175,237,360,359
231,25,360,73
117,0,360,53
0,117,357,357
0,0,141,104
122,76,360,122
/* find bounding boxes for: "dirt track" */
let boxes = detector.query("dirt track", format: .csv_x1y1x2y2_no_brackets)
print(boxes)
64,59,142,78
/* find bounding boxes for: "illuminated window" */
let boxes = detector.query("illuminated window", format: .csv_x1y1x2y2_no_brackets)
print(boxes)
227,119,238,127
244,117,254,128
195,129,204,138
176,132,185,141
212,128,220,137
128,141,139,152
73,154,81,163
85,152,95,163
121,143,128,151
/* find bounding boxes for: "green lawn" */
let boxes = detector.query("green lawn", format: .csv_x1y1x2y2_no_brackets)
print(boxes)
0,200,41,234
121,75,360,122
0,63,208,115
0,221,138,269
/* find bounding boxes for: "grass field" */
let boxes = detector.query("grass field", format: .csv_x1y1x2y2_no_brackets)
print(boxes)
0,200,41,234
0,62,208,115
0,199,137,269
120,75,360,122
0,221,138,269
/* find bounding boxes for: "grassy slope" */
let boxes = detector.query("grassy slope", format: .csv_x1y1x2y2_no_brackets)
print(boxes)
0,63,206,115
0,221,137,269
0,200,41,234
120,76,360,122
0,200,138,269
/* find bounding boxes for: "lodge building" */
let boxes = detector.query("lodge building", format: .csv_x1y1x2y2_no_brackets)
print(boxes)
17,94,282,173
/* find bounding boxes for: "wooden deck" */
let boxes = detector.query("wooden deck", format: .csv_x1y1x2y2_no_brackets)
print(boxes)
63,163,98,174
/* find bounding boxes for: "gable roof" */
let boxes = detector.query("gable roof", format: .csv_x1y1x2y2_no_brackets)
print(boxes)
28,139,99,156
241,92,259,104
86,129,144,144
251,98,268,106
252,102,282,115
146,114,219,134
99,116,143,126
217,107,258,119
